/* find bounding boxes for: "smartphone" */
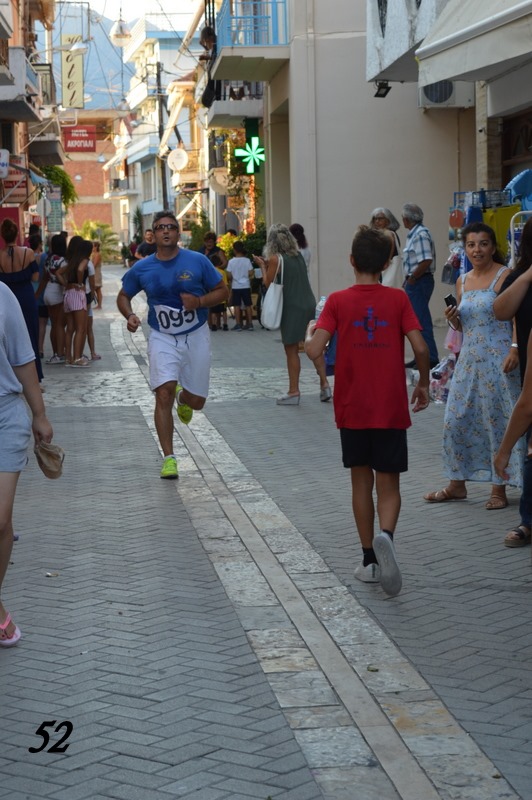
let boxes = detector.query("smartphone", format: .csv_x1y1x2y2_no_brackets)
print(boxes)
444,293,457,307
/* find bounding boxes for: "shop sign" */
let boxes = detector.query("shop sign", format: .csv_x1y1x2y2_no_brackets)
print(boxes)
0,149,9,179
61,35,85,109
47,185,63,233
2,155,28,204
234,136,266,174
63,126,96,152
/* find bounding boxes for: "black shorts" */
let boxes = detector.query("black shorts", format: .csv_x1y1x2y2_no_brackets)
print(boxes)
210,303,225,314
340,428,408,473
38,305,49,319
231,288,252,308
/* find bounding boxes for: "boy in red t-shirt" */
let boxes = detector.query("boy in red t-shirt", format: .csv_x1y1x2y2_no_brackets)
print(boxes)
305,226,430,596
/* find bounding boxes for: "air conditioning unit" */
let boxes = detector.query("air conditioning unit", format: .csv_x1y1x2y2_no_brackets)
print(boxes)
418,80,475,109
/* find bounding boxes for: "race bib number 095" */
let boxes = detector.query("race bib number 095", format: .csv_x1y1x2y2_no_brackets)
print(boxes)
154,304,198,334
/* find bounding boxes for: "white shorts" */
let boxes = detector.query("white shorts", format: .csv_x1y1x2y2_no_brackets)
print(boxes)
44,282,64,306
148,324,211,397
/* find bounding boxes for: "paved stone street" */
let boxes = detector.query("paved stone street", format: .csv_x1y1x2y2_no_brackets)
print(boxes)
1,266,531,799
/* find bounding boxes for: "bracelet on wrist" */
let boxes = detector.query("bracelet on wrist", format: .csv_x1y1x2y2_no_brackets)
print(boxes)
511,343,518,349
127,312,136,319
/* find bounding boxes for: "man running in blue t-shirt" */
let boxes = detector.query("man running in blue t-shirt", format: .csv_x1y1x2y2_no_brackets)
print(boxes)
117,210,229,479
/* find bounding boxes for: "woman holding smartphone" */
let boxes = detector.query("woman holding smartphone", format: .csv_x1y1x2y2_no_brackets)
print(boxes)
424,222,523,510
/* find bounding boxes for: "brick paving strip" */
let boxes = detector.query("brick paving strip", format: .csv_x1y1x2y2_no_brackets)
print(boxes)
1,315,324,798
2,275,518,800
122,318,519,800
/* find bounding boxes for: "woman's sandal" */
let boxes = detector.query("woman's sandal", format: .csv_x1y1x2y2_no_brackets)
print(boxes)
0,613,21,647
486,495,508,510
276,393,300,406
424,488,467,503
504,525,531,548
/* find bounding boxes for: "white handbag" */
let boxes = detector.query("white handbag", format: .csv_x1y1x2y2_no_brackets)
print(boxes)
381,232,404,289
261,255,284,330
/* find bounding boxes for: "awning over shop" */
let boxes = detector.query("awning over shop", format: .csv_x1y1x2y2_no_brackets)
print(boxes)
28,138,64,167
29,168,50,185
416,0,532,86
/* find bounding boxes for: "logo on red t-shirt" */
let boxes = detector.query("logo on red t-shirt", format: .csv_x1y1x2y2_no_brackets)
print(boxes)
353,306,389,342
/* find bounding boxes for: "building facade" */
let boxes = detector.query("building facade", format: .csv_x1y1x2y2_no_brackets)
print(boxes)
104,12,203,243
210,0,477,299
0,0,63,238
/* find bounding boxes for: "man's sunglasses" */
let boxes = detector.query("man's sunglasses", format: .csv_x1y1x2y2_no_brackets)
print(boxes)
154,223,179,231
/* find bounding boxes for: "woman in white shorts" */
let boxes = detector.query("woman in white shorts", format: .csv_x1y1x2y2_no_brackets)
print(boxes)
39,234,67,364
0,283,53,646
58,237,92,367
85,256,101,361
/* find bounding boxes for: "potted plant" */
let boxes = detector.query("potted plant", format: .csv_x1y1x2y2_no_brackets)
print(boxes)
121,243,131,268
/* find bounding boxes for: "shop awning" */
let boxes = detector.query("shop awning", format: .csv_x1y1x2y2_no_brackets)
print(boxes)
28,137,64,167
416,0,532,86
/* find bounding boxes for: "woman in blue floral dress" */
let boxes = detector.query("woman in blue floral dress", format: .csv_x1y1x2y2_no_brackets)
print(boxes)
424,223,524,508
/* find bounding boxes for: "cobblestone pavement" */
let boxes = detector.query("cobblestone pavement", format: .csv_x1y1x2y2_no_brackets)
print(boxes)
0,266,529,799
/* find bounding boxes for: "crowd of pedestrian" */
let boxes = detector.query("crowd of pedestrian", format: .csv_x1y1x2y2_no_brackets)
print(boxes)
0,222,105,373
112,208,532,598
2,202,532,648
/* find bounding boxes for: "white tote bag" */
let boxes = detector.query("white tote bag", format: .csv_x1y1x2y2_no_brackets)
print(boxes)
381,231,404,289
261,255,284,330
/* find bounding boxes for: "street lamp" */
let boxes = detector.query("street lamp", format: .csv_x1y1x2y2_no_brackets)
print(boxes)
109,16,131,48
109,8,131,114
374,80,391,98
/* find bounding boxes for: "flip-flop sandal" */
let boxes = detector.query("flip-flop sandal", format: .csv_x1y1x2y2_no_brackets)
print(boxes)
424,488,467,503
504,525,531,548
0,613,21,647
486,495,508,510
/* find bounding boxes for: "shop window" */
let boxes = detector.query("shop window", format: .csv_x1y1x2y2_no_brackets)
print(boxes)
0,123,13,152
502,114,532,184
142,167,155,201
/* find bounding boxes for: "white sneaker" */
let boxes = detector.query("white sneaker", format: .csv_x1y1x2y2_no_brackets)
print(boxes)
46,354,64,365
354,562,380,583
373,532,402,596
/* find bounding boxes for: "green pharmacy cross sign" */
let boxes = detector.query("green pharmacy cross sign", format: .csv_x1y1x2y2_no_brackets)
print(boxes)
235,136,266,174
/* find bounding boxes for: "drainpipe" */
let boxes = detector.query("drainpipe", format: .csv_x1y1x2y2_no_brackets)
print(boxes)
156,61,169,209
305,0,319,295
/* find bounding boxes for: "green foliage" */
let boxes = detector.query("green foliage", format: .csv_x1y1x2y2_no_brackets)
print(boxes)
188,211,212,251
132,206,143,243
217,231,237,257
73,220,120,262
242,220,267,259
41,165,78,209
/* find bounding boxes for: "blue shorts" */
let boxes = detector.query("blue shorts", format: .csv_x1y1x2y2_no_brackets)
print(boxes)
231,288,252,308
340,428,408,473
0,394,31,472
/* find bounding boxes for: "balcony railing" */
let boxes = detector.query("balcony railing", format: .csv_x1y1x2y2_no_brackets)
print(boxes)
25,56,39,93
216,0,288,49
0,47,42,120
109,177,136,193
33,63,55,106
217,80,263,100
0,39,8,70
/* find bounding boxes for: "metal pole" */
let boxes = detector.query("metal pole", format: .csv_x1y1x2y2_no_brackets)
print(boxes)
156,61,169,210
